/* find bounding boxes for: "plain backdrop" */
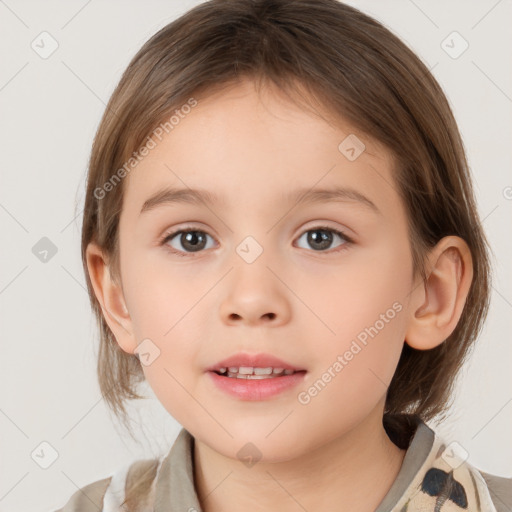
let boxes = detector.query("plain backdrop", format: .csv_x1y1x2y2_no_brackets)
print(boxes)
0,1,511,511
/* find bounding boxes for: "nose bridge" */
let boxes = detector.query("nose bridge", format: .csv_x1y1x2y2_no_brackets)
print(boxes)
215,226,292,324
227,231,280,292
216,198,289,284
234,232,268,266
217,197,280,262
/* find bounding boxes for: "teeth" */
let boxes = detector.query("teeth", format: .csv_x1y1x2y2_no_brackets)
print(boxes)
239,366,257,375
232,374,275,379
217,366,297,378
253,367,273,375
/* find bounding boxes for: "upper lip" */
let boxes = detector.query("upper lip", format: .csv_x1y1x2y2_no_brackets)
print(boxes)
206,352,306,372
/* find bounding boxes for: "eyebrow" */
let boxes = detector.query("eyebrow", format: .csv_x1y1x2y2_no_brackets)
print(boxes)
139,185,381,215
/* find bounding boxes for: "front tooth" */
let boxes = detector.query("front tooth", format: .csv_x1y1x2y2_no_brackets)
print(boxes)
227,367,278,375
253,367,273,375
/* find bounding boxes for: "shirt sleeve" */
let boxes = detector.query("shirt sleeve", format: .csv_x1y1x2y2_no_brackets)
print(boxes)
480,471,512,512
53,476,112,512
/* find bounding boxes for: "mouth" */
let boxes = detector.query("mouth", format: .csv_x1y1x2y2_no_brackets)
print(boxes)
206,352,306,375
207,367,307,400
205,352,307,400
212,367,307,379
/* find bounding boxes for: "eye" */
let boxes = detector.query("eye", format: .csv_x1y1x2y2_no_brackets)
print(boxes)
160,228,215,257
159,225,353,257
295,225,352,253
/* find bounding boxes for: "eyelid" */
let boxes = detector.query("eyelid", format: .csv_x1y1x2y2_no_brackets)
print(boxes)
157,223,213,245
299,220,355,240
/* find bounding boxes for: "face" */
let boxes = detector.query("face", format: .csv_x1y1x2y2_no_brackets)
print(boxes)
115,78,417,462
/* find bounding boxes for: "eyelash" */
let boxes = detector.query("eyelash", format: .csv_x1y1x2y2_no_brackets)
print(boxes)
158,225,354,258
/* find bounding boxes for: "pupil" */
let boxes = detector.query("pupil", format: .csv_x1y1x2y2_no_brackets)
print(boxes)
182,231,205,252
309,229,332,250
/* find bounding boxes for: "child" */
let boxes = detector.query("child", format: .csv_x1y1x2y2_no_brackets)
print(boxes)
57,0,511,510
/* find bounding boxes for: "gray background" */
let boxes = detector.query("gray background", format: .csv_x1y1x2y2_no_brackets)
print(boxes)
0,1,510,510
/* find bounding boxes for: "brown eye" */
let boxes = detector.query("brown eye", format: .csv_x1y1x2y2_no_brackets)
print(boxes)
295,226,351,253
162,229,215,255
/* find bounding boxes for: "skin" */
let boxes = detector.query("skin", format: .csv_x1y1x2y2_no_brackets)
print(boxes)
86,78,473,511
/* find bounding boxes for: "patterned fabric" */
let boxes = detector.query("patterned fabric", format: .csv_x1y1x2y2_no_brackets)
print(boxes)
56,418,510,512
385,433,498,511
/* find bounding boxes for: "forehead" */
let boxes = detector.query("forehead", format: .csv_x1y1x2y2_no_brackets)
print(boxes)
122,79,399,218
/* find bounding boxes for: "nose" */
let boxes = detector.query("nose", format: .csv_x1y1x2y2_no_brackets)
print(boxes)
218,263,291,327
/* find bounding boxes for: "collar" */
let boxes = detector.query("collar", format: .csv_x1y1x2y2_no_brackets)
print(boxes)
377,419,497,511
153,419,498,512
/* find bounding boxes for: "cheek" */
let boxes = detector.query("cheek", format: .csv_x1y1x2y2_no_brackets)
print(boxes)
121,247,205,387
122,245,207,337
301,236,410,388
302,237,411,336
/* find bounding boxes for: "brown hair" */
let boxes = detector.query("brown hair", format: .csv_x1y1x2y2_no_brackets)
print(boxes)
79,0,492,507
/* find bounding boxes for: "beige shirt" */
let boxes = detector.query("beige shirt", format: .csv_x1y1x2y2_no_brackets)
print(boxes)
55,418,512,512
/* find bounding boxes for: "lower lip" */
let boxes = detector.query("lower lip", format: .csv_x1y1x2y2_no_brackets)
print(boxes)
207,370,307,400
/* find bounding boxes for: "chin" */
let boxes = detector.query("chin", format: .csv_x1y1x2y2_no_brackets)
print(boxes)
207,428,306,464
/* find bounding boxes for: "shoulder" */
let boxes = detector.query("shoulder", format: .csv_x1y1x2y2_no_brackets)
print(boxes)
54,458,161,512
479,470,512,512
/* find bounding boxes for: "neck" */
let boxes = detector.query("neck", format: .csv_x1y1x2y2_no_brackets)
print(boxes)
193,404,407,512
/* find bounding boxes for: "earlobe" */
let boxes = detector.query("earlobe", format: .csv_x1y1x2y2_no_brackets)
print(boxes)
405,236,473,351
85,242,137,355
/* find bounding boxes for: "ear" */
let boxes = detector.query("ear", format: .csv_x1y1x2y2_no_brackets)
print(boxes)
85,242,138,355
405,236,473,350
